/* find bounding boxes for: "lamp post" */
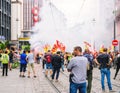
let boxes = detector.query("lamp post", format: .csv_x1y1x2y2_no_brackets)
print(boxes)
91,18,96,51
113,0,117,52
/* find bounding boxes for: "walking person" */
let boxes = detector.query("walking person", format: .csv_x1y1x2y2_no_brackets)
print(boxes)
83,49,94,93
1,51,9,76
94,48,115,92
67,46,89,93
26,50,36,78
52,51,62,82
19,51,27,77
113,53,120,80
9,50,14,71
44,50,53,77
60,52,64,72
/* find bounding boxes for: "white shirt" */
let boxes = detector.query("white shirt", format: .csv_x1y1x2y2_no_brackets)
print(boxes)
26,53,34,63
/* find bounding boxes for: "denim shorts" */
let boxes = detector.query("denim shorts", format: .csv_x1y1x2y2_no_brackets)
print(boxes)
46,63,52,69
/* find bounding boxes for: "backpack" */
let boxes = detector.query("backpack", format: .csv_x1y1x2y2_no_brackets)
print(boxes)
46,55,52,63
84,54,93,70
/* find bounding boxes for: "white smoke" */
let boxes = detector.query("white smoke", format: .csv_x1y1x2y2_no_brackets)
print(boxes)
30,0,115,52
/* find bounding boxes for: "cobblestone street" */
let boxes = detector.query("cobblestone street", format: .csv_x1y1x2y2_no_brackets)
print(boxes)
0,64,120,93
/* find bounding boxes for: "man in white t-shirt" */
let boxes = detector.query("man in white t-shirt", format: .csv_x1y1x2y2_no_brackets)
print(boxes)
26,50,36,78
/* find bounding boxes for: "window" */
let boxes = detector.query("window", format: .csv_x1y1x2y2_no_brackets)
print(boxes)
2,13,4,25
0,12,1,25
0,0,1,9
23,32,29,37
5,15,6,27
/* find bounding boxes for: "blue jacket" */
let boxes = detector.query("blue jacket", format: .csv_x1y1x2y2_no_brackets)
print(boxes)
20,53,27,64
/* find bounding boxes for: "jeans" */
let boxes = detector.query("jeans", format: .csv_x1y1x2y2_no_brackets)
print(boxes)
52,67,60,80
70,82,86,93
100,68,112,90
61,62,64,71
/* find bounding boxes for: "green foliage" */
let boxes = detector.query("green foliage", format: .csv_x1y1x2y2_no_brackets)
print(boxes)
0,41,10,50
12,62,20,69
22,45,30,51
0,41,5,50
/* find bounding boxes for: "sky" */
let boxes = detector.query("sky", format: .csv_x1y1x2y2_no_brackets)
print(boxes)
50,0,87,27
49,0,103,28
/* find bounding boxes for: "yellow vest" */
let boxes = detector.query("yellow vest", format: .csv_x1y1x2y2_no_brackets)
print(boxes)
2,54,9,64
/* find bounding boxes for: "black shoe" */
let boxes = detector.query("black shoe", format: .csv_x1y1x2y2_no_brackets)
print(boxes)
6,75,8,76
34,76,37,78
19,75,22,77
22,75,25,78
28,76,30,78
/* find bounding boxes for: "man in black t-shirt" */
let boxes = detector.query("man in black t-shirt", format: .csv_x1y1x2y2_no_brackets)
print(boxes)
95,48,114,92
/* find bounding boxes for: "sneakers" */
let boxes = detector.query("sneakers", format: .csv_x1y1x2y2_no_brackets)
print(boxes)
22,75,26,78
109,90,116,92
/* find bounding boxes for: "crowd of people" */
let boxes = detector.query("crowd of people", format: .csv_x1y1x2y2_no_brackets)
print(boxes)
0,46,120,93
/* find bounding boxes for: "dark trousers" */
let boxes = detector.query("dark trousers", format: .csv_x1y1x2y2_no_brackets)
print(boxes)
2,64,8,76
20,64,26,72
114,65,120,79
52,67,60,80
87,70,93,93
42,61,45,69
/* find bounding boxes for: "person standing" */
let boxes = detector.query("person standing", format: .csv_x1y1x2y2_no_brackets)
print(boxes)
67,46,89,93
9,50,14,71
113,53,120,80
83,49,94,93
19,51,27,77
36,53,40,64
95,48,114,92
52,51,62,82
26,50,36,78
1,51,9,76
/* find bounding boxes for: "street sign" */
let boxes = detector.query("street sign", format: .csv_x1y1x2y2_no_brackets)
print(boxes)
112,40,118,46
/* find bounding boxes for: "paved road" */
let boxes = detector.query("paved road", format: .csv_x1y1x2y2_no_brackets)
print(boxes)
0,64,120,93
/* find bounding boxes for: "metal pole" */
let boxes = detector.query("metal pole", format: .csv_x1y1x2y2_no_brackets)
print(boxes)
114,0,116,52
114,20,116,52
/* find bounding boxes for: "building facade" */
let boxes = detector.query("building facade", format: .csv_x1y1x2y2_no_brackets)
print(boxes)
0,0,11,40
11,0,23,42
19,0,42,45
